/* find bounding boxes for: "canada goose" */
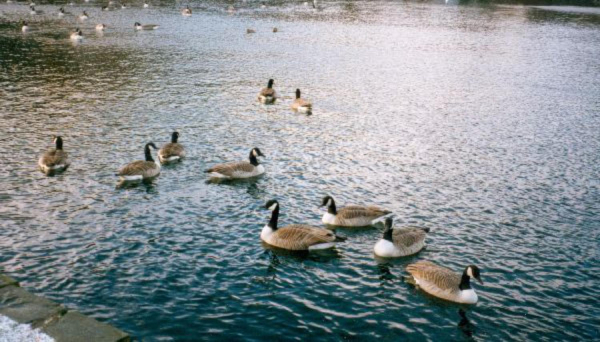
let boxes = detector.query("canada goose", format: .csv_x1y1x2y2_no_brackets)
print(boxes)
143,2,149,8
227,5,235,13
70,28,83,40
29,6,41,15
205,147,265,179
262,200,346,251
95,24,106,31
158,132,185,164
58,7,65,16
272,27,278,33
79,11,89,20
21,21,29,33
291,89,312,114
406,261,483,304
134,22,159,30
121,3,127,8
320,195,391,227
181,5,192,16
246,28,256,34
102,6,109,11
258,79,277,104
117,142,161,181
312,0,317,9
38,136,70,175
374,218,429,258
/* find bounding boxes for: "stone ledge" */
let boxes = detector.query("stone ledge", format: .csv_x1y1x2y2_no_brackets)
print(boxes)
0,274,19,289
0,273,130,342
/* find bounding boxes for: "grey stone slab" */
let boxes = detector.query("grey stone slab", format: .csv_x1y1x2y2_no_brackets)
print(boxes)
0,274,19,288
0,285,66,327
43,311,130,342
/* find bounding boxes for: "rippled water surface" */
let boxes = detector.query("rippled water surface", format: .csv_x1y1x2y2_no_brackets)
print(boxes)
1,1,599,340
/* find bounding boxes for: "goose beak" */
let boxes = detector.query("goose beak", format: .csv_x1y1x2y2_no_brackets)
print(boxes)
476,276,483,285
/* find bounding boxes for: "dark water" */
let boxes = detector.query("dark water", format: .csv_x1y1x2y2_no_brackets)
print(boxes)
1,1,599,341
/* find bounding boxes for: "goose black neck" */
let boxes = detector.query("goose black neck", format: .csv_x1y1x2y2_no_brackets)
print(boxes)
144,144,154,162
249,151,259,166
267,79,274,89
296,89,301,99
55,137,63,150
327,198,337,215
171,133,178,143
268,205,279,230
459,272,471,290
383,227,393,242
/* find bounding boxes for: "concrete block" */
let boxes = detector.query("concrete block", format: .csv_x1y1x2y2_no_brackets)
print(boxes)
0,274,19,288
0,286,66,327
43,311,130,342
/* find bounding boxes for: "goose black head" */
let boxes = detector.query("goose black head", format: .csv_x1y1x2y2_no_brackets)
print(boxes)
465,265,483,285
59,7,64,12
320,195,336,214
134,22,141,27
265,199,279,211
295,89,301,99
171,131,179,143
30,5,34,10
267,79,274,88
22,20,28,25
53,135,63,150
383,217,394,242
252,147,265,157
83,10,88,15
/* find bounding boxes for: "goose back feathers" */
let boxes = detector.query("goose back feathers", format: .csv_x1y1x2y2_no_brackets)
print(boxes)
321,195,391,227
261,200,345,251
38,136,70,175
406,261,483,304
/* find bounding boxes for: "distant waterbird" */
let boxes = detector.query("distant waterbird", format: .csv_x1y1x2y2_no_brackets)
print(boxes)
158,132,185,164
70,28,83,40
261,200,347,251
95,23,106,31
79,11,89,21
291,89,312,114
38,136,70,175
181,5,192,16
205,147,265,180
406,262,483,304
258,79,277,104
134,22,159,30
246,28,256,34
21,21,29,32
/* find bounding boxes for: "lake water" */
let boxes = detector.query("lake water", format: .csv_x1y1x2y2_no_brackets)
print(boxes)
1,1,599,340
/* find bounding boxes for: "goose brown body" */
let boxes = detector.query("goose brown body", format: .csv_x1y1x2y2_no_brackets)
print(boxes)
117,142,160,181
158,132,185,164
406,261,482,304
321,196,391,227
258,79,277,104
38,136,70,175
374,218,429,257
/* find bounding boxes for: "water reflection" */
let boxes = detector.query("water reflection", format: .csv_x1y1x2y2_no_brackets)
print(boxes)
458,309,475,338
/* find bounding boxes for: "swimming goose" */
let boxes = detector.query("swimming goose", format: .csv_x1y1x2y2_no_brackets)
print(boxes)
21,21,29,32
374,218,429,258
320,195,391,227
102,6,109,11
70,28,83,40
246,28,256,34
121,3,127,8
38,136,70,175
143,2,149,8
158,132,185,164
58,7,65,16
291,89,312,114
272,27,278,33
29,6,42,15
95,23,106,31
181,5,192,16
117,142,161,181
205,147,265,179
79,11,89,20
134,22,159,30
406,261,483,304
262,200,346,251
258,79,277,104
